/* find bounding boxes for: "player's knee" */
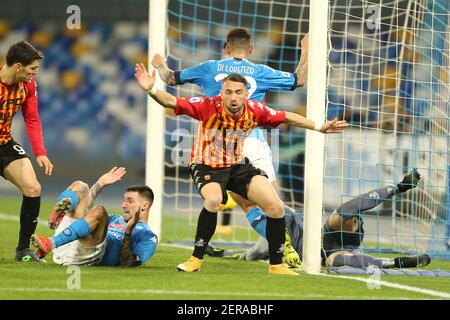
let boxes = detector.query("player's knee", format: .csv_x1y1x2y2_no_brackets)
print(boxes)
69,180,89,197
204,196,222,212
264,200,284,218
23,181,41,197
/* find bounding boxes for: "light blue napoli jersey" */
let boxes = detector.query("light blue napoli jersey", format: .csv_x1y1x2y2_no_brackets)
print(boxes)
99,215,158,266
175,58,297,140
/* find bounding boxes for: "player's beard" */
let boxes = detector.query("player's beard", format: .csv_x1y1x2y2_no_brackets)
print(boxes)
225,102,244,117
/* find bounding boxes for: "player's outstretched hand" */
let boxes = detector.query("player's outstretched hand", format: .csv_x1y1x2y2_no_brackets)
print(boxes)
36,155,54,176
135,63,156,92
97,166,126,187
151,53,166,69
320,118,348,134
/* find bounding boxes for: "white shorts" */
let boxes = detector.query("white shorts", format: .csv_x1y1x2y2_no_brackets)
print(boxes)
243,136,276,182
52,216,107,266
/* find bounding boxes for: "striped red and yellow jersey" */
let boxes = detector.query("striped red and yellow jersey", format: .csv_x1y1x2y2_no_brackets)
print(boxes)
175,96,286,168
0,75,46,156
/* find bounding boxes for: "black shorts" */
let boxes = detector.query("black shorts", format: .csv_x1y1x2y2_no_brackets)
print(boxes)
0,139,29,178
188,160,267,204
321,216,365,259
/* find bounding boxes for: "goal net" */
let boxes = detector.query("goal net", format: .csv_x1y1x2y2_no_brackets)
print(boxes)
325,0,450,265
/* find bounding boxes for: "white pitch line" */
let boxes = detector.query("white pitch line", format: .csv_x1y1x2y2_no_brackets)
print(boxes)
162,244,450,300
318,273,450,299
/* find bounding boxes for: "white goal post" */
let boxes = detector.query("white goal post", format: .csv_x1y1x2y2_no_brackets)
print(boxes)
302,0,329,274
146,0,167,239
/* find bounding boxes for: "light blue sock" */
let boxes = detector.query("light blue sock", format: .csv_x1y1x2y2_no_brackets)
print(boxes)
52,219,90,248
246,207,267,238
57,189,79,211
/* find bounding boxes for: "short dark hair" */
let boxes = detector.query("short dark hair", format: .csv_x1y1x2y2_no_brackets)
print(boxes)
223,73,248,87
126,185,154,204
6,40,43,67
226,28,251,50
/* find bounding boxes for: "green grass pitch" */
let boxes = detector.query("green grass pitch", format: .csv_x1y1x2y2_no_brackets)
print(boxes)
1,197,450,300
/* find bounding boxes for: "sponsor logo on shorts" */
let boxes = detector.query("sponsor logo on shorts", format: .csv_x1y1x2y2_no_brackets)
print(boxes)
204,175,210,181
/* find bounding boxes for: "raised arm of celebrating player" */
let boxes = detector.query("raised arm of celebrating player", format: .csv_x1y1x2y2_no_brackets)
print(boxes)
285,111,347,133
249,101,347,134
134,63,177,109
136,63,347,134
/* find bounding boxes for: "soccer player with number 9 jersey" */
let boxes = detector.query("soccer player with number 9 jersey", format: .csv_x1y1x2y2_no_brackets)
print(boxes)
0,41,54,262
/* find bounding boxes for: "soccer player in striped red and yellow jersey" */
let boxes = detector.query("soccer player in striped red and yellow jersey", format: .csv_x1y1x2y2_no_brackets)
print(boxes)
153,28,308,238
180,95,286,169
0,40,54,262
135,64,347,275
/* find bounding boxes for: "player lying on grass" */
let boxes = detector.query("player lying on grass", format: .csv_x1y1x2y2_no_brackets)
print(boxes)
136,65,347,275
206,168,431,270
30,167,158,267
